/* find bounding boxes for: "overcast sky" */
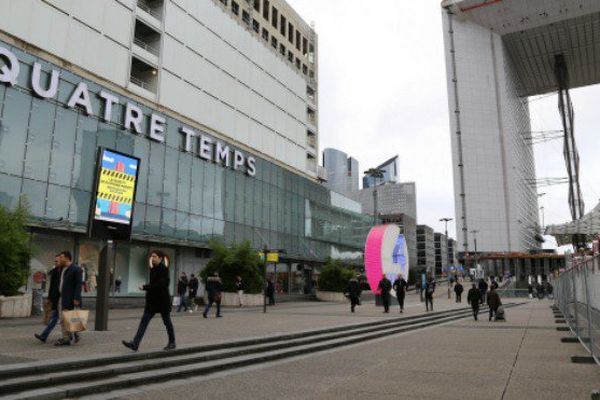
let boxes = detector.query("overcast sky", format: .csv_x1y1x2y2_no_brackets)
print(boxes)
287,0,600,243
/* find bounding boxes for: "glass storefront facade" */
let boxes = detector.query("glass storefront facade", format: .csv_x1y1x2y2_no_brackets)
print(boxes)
0,40,371,295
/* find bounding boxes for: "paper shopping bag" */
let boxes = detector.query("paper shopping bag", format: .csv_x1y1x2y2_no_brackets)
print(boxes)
62,309,89,333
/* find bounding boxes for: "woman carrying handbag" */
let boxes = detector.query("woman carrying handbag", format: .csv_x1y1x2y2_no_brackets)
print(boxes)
122,250,176,351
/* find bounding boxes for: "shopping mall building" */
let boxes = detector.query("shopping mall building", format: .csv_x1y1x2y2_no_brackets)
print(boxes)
0,0,371,296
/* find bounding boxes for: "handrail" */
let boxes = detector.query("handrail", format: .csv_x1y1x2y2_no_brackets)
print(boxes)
137,1,163,20
130,76,157,93
134,37,160,57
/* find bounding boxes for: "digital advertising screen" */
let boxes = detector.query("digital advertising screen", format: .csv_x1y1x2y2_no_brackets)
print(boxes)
88,148,140,240
94,149,139,225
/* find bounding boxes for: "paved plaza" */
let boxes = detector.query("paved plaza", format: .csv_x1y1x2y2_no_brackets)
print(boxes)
1,293,599,399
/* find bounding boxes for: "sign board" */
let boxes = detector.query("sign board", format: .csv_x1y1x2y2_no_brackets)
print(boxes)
258,252,279,263
88,148,140,240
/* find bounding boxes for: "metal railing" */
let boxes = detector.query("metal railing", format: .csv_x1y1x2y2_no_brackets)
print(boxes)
137,1,163,21
555,254,600,365
134,37,160,57
130,76,157,93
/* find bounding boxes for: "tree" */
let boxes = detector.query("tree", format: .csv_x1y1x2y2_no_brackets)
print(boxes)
200,239,264,294
0,202,32,296
317,258,354,292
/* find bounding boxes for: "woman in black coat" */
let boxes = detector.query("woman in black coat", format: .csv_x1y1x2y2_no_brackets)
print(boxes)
123,250,176,351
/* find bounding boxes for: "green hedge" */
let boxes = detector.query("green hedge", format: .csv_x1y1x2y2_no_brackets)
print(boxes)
0,202,32,296
200,239,264,294
318,258,355,292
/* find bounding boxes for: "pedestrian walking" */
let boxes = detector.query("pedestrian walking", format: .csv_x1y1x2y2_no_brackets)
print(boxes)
176,272,188,312
392,274,407,313
188,274,199,312
35,255,62,343
378,275,392,313
115,276,122,293
266,277,275,306
487,285,502,321
527,283,533,299
467,283,482,321
345,275,362,313
478,278,488,304
536,282,545,300
235,276,244,307
203,272,223,318
89,269,97,293
122,250,176,351
424,274,435,312
54,251,83,346
454,281,464,303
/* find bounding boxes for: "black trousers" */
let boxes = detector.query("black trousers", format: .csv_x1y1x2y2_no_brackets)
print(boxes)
133,310,175,347
397,293,405,311
456,293,462,303
425,294,433,311
382,294,390,312
471,305,479,320
350,295,359,312
489,306,498,321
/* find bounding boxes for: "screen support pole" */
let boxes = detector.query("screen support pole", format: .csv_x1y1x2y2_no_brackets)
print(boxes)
95,240,115,331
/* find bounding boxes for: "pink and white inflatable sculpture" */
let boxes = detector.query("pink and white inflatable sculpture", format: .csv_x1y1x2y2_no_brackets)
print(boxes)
364,224,409,295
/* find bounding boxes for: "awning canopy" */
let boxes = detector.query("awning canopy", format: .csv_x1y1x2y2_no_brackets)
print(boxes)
545,202,600,245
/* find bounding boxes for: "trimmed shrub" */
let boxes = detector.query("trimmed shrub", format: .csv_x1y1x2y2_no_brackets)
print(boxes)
317,258,355,292
0,202,32,296
200,239,264,294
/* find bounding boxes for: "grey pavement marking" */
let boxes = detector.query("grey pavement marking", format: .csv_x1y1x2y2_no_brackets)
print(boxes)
500,304,533,400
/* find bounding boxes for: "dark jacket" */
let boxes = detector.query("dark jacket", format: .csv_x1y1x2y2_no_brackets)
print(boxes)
454,283,464,295
392,278,407,297
60,264,83,310
205,276,223,302
47,267,61,310
266,280,275,296
467,287,482,306
378,278,392,297
189,277,199,295
425,279,436,297
177,276,188,295
487,290,502,309
346,279,361,298
478,280,488,293
143,263,171,314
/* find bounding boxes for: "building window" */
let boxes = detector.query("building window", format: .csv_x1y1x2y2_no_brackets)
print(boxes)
271,6,278,29
288,23,294,43
262,0,269,20
242,10,250,24
262,27,268,41
287,50,293,62
279,43,286,56
253,0,259,11
252,19,259,33
302,64,308,75
231,1,239,15
271,36,278,49
302,37,308,56
220,0,227,5
296,31,301,50
295,57,301,69
280,15,286,36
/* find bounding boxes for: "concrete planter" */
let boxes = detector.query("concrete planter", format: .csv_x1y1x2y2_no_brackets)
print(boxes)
0,293,32,318
316,290,348,303
205,292,264,307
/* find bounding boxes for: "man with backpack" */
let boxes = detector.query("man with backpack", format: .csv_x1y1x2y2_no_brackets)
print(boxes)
467,283,482,321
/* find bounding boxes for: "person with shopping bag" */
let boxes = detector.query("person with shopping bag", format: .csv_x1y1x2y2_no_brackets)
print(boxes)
122,250,176,352
54,251,84,346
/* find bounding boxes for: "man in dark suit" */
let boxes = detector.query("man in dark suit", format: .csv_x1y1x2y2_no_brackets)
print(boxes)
55,251,83,346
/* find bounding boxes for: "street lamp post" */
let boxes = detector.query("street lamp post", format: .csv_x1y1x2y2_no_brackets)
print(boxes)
470,229,479,277
364,168,385,225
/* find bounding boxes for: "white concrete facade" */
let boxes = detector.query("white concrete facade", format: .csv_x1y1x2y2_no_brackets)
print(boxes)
0,0,316,177
442,4,537,254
